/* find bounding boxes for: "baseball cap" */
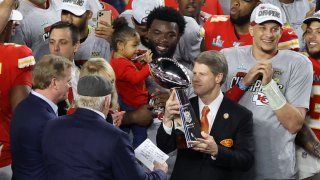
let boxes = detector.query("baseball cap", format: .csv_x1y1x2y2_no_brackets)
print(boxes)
10,9,22,21
250,3,283,26
60,0,90,16
132,0,164,24
0,0,23,21
77,75,112,97
303,10,320,24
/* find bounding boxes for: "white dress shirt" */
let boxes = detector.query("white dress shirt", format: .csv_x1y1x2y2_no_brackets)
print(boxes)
163,90,224,134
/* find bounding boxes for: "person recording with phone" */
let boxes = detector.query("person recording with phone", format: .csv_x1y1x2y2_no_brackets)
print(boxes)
110,17,153,148
60,0,112,66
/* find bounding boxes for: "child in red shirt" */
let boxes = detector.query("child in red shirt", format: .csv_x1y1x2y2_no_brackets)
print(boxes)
110,17,152,148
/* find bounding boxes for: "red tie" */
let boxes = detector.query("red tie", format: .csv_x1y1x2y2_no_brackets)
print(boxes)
68,87,74,105
200,106,210,133
66,87,75,115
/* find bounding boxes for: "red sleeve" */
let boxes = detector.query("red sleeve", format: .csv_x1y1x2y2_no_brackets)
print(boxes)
111,58,150,86
225,85,246,102
13,45,35,87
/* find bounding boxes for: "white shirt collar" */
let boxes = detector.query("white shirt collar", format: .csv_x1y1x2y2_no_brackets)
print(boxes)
198,90,224,132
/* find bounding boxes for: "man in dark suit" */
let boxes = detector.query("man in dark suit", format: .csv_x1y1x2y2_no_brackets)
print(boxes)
156,50,254,180
10,54,73,180
42,75,168,180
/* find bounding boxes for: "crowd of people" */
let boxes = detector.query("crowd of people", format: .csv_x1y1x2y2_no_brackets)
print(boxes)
0,0,320,179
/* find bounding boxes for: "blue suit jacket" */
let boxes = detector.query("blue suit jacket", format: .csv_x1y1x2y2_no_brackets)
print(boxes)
42,108,166,180
11,93,57,180
157,95,254,180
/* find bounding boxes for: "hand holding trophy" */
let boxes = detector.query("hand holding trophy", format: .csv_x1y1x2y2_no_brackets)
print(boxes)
149,57,201,147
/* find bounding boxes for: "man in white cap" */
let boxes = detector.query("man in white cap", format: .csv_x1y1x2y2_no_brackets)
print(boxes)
221,3,313,179
0,4,35,179
60,0,111,66
10,0,62,61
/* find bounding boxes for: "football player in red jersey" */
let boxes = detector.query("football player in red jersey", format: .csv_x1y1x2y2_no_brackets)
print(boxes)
201,0,299,52
0,4,35,180
295,11,320,179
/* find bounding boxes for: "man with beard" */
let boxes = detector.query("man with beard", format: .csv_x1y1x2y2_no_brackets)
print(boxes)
121,0,201,70
120,0,164,50
60,0,111,67
201,0,300,51
146,6,186,60
294,11,320,179
202,0,259,50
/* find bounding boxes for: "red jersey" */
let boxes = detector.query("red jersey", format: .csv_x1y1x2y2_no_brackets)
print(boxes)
278,26,300,51
0,43,35,167
202,15,252,50
307,56,320,140
110,57,150,109
202,15,300,51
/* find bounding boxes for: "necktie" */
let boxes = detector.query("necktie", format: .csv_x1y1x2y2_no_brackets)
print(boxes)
68,87,74,105
200,106,210,133
67,87,76,114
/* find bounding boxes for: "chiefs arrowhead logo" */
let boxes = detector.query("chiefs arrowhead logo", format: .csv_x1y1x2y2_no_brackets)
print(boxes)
220,139,233,148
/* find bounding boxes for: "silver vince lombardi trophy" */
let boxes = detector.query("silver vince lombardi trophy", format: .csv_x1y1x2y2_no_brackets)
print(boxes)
149,57,201,147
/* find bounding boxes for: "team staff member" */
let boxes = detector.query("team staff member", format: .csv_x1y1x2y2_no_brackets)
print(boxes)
10,55,72,180
221,4,313,179
157,51,254,180
48,21,80,115
0,5,35,180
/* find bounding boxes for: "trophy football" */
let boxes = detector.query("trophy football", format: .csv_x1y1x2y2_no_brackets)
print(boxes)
149,57,201,147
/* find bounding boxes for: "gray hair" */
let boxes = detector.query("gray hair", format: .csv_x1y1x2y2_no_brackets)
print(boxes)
76,95,110,111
